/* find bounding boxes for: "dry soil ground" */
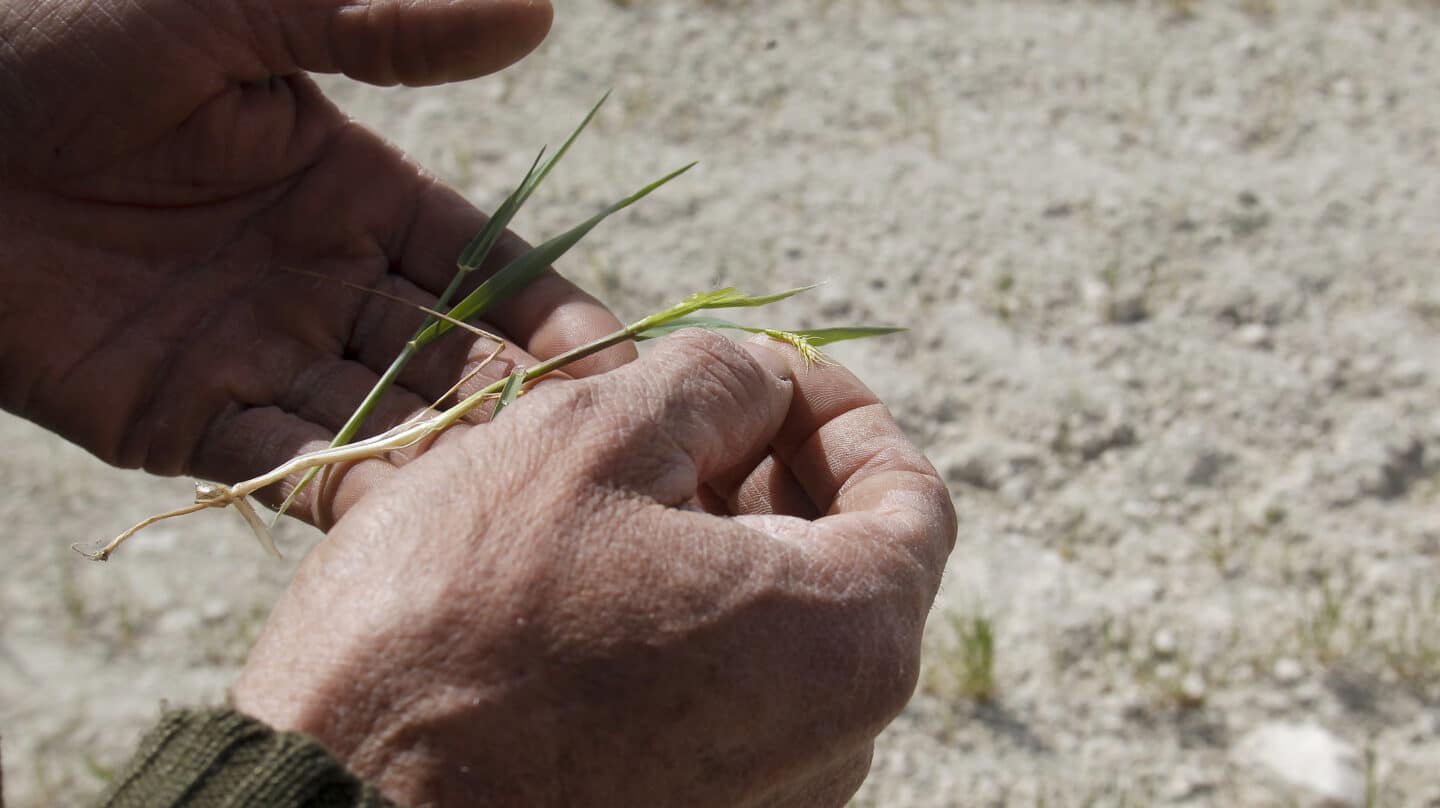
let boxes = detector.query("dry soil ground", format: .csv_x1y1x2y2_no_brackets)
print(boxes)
3,1,1440,806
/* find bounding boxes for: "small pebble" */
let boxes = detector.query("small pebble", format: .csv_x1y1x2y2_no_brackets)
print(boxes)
1179,671,1208,704
1236,323,1271,349
200,599,230,623
1151,628,1179,659
1273,657,1304,685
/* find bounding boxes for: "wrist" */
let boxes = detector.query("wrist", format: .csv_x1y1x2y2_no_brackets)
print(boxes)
230,598,488,806
231,648,376,765
233,666,488,807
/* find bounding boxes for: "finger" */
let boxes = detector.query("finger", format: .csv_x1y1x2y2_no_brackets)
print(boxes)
249,262,545,424
189,404,346,524
246,0,554,86
276,355,432,438
397,179,638,378
532,330,792,505
258,123,635,379
759,338,957,588
188,341,490,531
342,272,554,404
192,400,487,532
249,260,538,424
302,423,478,531
703,453,820,520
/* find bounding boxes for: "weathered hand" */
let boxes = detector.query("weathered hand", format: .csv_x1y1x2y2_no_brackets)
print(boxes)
232,330,958,807
0,0,633,524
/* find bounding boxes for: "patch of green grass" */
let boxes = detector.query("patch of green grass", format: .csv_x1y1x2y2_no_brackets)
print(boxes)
958,614,997,701
1199,505,1288,578
924,610,998,703
1200,517,1241,577
1380,584,1440,701
1300,571,1354,664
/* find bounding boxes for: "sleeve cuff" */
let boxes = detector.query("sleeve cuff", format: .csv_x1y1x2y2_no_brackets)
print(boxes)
98,707,398,808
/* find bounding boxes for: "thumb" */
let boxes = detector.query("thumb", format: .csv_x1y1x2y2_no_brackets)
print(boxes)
253,0,553,86
541,329,794,506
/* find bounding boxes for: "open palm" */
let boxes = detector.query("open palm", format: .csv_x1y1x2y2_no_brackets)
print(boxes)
0,0,628,524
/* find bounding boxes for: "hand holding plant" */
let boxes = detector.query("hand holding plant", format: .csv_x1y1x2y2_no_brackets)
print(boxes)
2,3,960,805
232,329,957,807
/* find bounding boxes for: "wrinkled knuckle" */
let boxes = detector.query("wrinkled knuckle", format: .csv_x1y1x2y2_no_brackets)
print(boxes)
664,327,743,364
523,377,599,426
516,379,649,479
661,328,768,403
511,381,593,446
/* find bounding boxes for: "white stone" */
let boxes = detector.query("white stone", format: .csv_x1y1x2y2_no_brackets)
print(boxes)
1236,323,1271,348
1151,628,1179,658
1233,722,1366,807
1179,671,1207,704
1273,657,1305,685
200,599,230,623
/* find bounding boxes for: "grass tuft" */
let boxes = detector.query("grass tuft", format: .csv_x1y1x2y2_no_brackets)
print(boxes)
924,610,998,704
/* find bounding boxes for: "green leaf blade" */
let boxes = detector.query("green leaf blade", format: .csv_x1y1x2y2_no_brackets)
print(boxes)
418,161,697,344
784,326,907,346
636,314,905,348
456,90,611,272
635,315,755,340
490,368,527,419
455,147,547,271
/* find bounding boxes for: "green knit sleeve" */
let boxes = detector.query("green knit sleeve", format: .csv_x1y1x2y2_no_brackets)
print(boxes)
97,708,398,808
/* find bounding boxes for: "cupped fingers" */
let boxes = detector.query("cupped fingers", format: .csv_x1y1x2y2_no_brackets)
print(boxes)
757,337,957,603
514,329,793,506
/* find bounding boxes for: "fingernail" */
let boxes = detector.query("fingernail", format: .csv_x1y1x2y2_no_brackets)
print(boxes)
741,339,792,382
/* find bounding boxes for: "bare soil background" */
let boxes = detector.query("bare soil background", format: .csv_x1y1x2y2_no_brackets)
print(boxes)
3,1,1439,805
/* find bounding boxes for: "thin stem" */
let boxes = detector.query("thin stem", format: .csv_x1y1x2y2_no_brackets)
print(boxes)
74,501,212,561
274,277,497,520
86,288,803,561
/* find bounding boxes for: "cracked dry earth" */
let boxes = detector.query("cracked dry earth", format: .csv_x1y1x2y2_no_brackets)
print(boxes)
3,1,1439,806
